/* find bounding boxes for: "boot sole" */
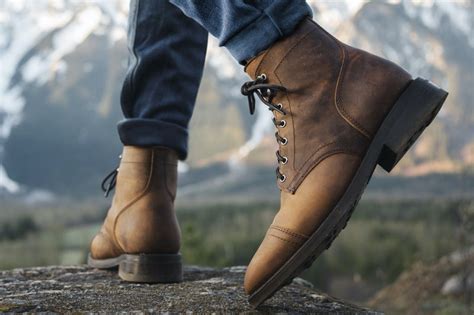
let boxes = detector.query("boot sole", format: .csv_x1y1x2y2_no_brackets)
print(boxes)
87,252,183,283
248,78,448,307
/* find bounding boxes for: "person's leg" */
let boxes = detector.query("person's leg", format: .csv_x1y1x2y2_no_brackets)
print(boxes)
169,0,312,65
118,0,208,160
89,0,208,283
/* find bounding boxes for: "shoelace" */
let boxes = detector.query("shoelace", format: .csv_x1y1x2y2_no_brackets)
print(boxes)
101,154,121,197
241,73,289,182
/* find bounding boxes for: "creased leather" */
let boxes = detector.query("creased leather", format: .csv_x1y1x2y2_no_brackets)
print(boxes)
90,146,180,259
244,18,412,295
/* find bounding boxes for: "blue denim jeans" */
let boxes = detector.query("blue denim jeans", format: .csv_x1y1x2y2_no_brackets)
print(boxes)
118,0,312,159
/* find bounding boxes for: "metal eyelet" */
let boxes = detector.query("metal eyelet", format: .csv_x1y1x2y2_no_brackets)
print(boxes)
258,73,267,80
276,103,283,110
281,156,288,164
279,174,286,182
280,137,288,145
279,120,287,128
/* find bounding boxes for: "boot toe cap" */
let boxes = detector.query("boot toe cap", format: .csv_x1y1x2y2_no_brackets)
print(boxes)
244,225,307,295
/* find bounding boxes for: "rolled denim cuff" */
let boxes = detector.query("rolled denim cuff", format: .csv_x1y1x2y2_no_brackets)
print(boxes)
224,3,312,64
117,118,189,160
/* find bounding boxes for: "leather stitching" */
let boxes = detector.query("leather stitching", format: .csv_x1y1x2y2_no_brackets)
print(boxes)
268,233,302,247
274,71,293,188
270,225,309,239
254,50,270,78
255,30,315,190
280,140,341,193
112,150,155,252
334,44,371,139
95,230,122,257
164,160,176,201
305,19,371,138
257,27,314,78
288,149,361,193
271,26,365,192
274,30,315,74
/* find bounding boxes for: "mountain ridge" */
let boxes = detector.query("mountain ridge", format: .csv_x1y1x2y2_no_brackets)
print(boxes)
0,0,472,197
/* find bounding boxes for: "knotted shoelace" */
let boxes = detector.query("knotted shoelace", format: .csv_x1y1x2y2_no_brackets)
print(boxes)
101,154,121,197
241,74,289,182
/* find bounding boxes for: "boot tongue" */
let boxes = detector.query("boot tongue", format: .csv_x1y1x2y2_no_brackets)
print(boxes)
244,50,269,80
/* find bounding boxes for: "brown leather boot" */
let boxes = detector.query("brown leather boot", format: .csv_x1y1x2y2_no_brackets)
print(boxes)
88,146,182,283
241,18,448,306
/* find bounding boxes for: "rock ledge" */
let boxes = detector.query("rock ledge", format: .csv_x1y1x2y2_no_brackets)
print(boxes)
0,265,379,313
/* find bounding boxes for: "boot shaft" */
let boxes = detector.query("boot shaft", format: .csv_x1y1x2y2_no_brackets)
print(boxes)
113,146,178,209
244,18,412,193
91,146,181,258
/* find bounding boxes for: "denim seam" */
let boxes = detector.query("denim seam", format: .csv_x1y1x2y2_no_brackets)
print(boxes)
121,0,141,118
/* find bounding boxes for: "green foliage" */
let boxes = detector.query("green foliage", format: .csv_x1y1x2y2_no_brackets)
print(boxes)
0,229,62,269
178,202,274,267
0,199,470,303
0,216,39,241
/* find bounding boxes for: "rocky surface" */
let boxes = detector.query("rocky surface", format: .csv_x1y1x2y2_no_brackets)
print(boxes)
0,265,379,313
369,247,474,314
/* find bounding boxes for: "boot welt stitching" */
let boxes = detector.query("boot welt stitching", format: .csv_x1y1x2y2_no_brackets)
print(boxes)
270,225,309,240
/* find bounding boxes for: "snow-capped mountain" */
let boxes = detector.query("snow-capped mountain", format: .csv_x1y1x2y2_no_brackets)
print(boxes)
0,0,472,196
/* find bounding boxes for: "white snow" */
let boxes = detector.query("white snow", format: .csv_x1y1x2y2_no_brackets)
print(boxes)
0,165,20,193
0,0,471,193
21,7,103,85
0,0,128,193
403,0,473,47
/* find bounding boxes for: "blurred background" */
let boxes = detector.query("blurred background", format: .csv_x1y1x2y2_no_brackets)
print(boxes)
0,0,473,313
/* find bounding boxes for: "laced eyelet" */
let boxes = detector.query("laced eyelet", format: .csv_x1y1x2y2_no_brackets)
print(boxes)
280,137,288,145
275,103,283,110
281,156,288,164
258,73,267,80
279,174,286,182
279,120,287,128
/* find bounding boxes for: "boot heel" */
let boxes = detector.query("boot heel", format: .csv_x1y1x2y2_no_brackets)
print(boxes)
118,253,182,283
378,78,448,172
